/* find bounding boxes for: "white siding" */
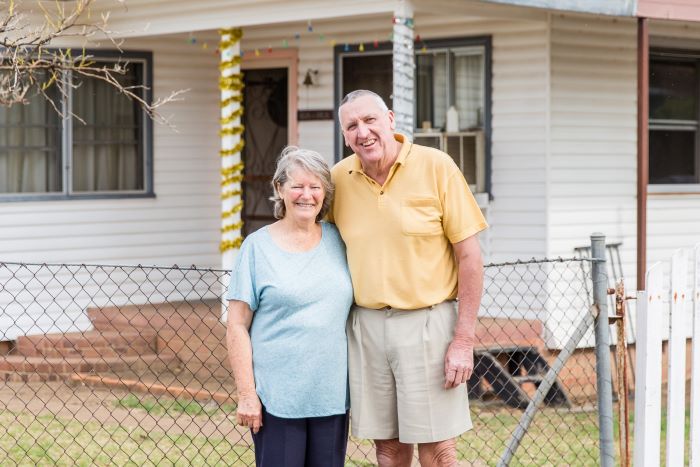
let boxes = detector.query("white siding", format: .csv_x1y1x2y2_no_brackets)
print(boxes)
544,15,637,347
548,15,637,279
0,32,223,267
489,21,549,261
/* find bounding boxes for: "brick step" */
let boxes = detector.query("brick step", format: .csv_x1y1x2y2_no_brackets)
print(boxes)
16,330,157,358
88,301,221,334
0,352,180,379
474,318,544,350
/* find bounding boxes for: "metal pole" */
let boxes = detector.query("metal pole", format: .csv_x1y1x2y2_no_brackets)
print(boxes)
591,233,616,467
637,18,649,291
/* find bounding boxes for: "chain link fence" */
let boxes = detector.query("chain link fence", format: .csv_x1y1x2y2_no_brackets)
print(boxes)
0,257,601,465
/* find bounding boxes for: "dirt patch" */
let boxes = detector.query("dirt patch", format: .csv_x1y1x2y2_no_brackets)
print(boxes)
0,379,244,440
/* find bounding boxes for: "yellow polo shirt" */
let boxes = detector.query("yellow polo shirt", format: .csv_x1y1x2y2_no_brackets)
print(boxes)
330,134,488,310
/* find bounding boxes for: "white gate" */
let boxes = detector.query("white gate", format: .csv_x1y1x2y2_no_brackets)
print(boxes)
635,245,700,466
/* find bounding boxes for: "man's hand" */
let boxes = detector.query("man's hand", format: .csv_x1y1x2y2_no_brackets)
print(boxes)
444,339,474,389
236,392,263,433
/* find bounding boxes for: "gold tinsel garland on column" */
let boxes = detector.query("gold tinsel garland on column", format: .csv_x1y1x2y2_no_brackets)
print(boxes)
219,28,244,254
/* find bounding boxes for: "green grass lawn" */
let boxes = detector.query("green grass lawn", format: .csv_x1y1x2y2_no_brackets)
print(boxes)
455,406,600,465
0,411,255,466
3,392,689,466
0,400,605,466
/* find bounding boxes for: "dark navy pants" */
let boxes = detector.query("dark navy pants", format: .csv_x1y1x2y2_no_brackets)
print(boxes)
251,406,349,467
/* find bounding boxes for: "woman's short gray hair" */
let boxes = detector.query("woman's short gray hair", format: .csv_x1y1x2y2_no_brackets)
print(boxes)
270,146,334,222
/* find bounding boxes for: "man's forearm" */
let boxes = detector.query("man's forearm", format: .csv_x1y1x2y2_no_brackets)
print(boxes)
452,236,484,345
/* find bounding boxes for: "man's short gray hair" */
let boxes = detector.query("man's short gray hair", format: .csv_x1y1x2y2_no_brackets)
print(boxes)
270,146,334,222
338,90,389,120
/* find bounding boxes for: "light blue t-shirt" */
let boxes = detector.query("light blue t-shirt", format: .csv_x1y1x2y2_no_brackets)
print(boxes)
226,222,353,418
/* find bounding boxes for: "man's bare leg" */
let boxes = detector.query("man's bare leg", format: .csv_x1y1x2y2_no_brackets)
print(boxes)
375,439,414,467
417,438,458,467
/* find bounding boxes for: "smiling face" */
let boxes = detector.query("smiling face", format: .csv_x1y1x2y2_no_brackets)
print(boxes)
277,167,325,223
339,94,397,167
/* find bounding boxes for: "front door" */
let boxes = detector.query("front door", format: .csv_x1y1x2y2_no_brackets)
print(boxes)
241,67,289,236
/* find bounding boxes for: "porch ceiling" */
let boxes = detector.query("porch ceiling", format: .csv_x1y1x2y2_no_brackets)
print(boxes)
477,0,636,17
414,0,547,22
89,0,398,39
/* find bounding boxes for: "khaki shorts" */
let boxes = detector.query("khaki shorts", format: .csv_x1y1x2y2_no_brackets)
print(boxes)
347,301,472,444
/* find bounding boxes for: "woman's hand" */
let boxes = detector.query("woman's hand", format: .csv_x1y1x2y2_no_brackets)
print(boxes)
236,392,263,433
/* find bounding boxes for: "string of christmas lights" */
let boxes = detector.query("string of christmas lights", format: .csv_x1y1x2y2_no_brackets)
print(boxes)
186,18,429,57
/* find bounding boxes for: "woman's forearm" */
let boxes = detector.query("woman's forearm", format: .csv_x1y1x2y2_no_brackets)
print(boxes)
226,301,263,432
227,324,256,396
226,311,256,397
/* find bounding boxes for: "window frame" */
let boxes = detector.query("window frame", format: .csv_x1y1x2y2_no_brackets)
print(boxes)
648,48,700,193
0,49,154,202
333,35,492,197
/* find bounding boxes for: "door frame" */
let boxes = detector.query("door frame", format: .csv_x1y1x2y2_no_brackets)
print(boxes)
241,48,298,145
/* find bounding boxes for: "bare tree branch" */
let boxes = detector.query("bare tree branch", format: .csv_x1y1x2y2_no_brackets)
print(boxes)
0,0,185,126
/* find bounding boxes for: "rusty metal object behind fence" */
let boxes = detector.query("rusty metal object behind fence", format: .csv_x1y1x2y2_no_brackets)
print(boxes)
608,280,633,467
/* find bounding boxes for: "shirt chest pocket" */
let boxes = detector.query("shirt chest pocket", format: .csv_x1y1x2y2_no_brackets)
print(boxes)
400,198,443,236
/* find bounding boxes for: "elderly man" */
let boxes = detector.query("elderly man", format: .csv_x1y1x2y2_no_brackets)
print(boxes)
330,90,488,466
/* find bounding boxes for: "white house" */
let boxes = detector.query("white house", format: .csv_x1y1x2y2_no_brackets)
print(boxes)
2,0,700,344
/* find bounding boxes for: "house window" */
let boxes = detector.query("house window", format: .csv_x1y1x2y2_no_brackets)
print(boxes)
336,37,491,194
649,51,700,185
0,52,153,199
415,46,485,131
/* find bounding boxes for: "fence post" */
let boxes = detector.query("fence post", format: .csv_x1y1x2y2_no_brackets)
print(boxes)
633,263,663,467
667,249,689,466
692,244,700,467
591,233,615,467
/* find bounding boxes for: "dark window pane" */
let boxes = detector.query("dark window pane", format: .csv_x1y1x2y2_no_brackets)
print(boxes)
415,52,448,131
649,129,697,184
416,54,435,129
0,77,62,194
342,54,392,105
650,59,697,120
72,61,144,192
342,54,392,157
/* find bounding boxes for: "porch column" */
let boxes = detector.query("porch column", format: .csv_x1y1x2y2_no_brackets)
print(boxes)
219,28,244,271
392,0,415,137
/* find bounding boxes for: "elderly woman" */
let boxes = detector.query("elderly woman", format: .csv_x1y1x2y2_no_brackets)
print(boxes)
225,146,353,467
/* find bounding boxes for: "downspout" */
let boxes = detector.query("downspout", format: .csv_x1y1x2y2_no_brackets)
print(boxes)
637,18,648,290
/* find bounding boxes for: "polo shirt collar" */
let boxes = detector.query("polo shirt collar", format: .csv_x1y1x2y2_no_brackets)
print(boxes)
394,133,412,166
